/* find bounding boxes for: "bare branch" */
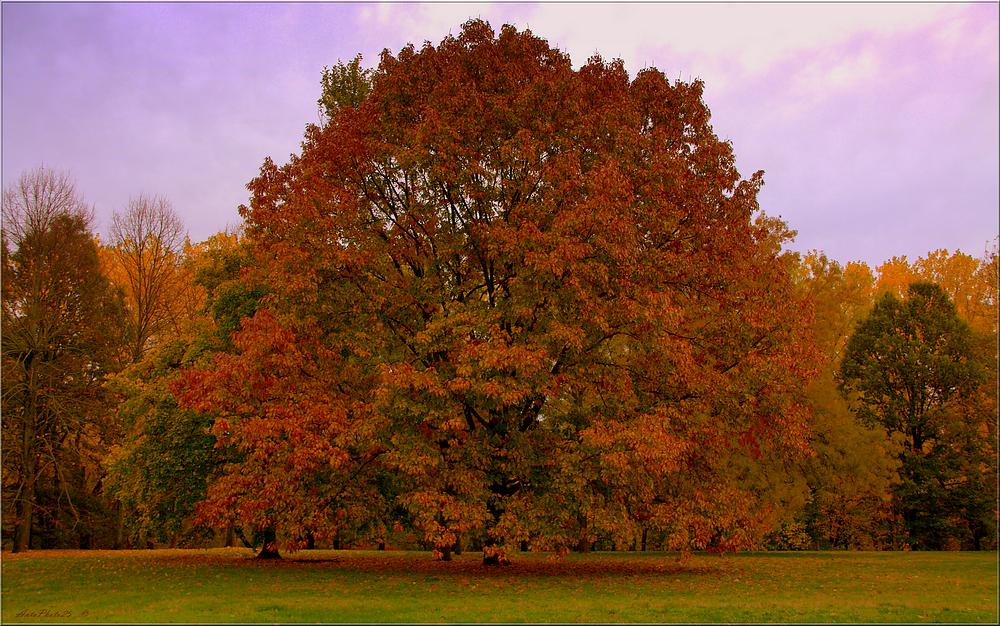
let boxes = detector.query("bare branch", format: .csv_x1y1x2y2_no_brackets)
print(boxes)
108,194,187,361
2,167,93,251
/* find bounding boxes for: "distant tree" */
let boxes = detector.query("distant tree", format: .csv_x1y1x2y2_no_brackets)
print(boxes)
839,282,995,548
877,248,998,336
105,338,218,548
912,247,998,336
179,20,818,564
1,168,124,552
841,283,981,451
106,230,276,553
106,195,188,363
191,231,268,349
788,253,901,549
874,256,917,299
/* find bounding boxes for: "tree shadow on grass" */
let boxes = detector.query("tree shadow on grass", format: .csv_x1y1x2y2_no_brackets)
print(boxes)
235,552,730,579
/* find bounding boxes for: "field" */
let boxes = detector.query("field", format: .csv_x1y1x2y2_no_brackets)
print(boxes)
1,548,996,623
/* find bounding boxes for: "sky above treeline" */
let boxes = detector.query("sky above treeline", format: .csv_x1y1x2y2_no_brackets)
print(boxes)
2,1,997,267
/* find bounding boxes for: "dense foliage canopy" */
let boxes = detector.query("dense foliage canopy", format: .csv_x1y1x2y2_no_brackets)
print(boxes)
2,169,125,552
176,20,817,563
839,282,996,549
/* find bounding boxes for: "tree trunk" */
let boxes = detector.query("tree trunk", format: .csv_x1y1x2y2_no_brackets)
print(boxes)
452,536,462,555
14,385,37,553
378,541,386,551
574,511,591,553
224,526,236,548
12,481,33,553
306,531,315,550
482,548,509,566
256,527,281,559
482,500,509,565
440,545,452,561
641,527,648,552
113,501,125,549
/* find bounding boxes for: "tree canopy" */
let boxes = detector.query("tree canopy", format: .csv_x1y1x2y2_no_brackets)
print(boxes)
839,281,995,549
2,168,125,552
177,20,817,563
840,282,982,450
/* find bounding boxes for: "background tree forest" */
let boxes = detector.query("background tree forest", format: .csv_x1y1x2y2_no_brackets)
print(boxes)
2,22,997,559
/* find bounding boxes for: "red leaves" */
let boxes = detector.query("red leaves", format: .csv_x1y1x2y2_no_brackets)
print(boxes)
173,309,384,546
177,20,821,558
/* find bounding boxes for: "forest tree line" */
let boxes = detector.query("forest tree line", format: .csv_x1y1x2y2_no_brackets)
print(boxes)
2,21,997,561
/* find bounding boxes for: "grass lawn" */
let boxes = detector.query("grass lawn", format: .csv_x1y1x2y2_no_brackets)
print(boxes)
1,548,996,623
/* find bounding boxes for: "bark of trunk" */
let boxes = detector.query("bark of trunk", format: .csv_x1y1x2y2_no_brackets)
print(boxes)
224,526,236,548
452,536,462,555
12,479,33,553
14,384,37,554
482,550,510,566
113,502,125,549
641,527,648,552
574,512,590,553
440,545,452,561
256,527,281,559
481,486,517,565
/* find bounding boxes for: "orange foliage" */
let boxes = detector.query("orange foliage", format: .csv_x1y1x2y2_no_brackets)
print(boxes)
177,21,818,560
877,248,998,336
98,237,205,362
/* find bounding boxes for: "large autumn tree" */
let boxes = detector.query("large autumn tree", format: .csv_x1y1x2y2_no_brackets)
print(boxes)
178,20,817,563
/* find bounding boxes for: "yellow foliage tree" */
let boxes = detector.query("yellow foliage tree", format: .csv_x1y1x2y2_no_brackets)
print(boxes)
101,196,204,363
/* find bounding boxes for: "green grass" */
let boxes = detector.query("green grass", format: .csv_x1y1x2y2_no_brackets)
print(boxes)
2,548,996,623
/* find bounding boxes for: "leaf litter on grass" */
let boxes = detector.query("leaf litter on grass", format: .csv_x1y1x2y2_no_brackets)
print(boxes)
3,549,995,623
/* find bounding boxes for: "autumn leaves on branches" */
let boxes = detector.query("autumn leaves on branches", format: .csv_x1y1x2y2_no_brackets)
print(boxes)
175,20,817,563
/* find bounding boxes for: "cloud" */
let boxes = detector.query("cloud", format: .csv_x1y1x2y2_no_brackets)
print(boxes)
357,3,956,84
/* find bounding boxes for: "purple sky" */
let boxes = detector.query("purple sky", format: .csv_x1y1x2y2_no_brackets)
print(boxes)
3,2,997,267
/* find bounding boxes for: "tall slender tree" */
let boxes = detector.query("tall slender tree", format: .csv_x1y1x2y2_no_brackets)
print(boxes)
107,195,187,364
789,253,901,549
2,168,124,551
